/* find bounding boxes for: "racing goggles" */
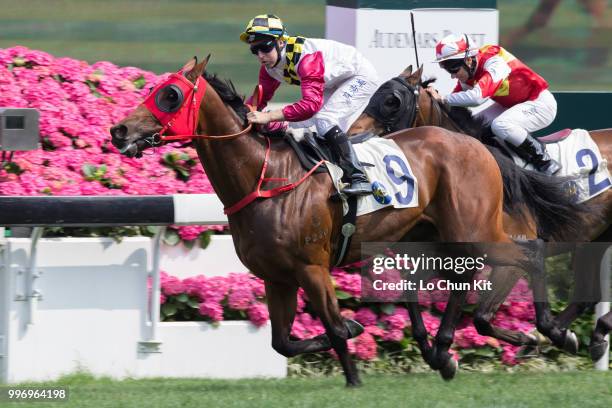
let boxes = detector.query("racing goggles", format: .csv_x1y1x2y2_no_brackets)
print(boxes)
439,59,465,74
250,39,276,55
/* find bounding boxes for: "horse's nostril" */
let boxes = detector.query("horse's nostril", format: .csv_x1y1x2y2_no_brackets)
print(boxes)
110,124,128,140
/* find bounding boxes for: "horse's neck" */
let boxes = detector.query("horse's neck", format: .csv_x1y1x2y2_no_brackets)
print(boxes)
425,98,462,132
195,89,266,208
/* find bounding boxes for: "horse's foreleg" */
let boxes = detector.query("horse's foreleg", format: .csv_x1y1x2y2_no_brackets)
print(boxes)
298,265,362,387
591,310,612,361
430,285,468,381
529,258,580,353
406,299,435,368
265,281,332,357
552,245,605,336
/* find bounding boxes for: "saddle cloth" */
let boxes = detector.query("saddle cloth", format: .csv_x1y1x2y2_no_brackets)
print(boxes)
503,129,612,203
327,137,419,216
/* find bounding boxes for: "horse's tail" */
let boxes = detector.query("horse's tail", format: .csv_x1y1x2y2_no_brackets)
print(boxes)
487,146,597,241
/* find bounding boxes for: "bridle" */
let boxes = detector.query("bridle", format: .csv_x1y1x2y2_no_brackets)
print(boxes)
364,75,472,136
364,76,421,134
139,69,256,148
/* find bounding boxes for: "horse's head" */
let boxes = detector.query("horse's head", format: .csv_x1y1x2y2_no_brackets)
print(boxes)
349,65,423,136
110,56,210,157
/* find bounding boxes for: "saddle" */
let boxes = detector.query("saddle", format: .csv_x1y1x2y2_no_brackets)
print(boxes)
268,128,377,267
281,128,376,173
538,128,572,144
481,127,573,159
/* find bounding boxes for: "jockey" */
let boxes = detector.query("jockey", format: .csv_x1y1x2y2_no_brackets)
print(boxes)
240,14,380,196
429,33,561,175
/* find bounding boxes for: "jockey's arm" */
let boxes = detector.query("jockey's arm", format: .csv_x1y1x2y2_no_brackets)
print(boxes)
246,66,284,125
444,85,487,107
281,52,325,122
248,52,325,125
444,56,511,107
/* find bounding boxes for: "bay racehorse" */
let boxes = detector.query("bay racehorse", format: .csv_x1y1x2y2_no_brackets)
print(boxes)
110,57,580,385
349,65,612,362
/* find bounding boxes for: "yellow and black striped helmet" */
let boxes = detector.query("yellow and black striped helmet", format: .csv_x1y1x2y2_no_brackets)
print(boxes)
240,14,286,43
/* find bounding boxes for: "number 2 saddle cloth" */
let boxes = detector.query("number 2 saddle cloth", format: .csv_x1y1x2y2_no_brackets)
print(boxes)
500,129,611,203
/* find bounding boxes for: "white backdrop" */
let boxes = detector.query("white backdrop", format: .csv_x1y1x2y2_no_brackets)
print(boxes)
326,7,498,94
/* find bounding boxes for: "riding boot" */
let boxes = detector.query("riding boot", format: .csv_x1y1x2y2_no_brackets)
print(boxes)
324,126,371,196
512,134,562,176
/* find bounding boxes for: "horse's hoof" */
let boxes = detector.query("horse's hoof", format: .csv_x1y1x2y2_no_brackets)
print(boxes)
563,330,579,354
345,378,363,388
345,319,365,339
439,357,458,381
589,340,609,362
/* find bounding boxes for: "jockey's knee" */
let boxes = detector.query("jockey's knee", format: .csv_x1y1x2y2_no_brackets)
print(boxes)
316,119,339,139
491,118,527,146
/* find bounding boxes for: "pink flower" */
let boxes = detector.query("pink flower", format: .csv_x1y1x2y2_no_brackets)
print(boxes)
247,303,269,327
177,225,207,241
228,286,255,310
501,344,519,365
331,268,361,298
354,332,378,360
199,301,224,321
365,325,385,337
382,329,404,342
162,276,185,296
291,313,325,339
454,324,490,348
354,308,378,326
296,288,306,312
340,309,355,320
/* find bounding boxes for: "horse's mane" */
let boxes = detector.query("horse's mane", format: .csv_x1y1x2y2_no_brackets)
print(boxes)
203,72,248,123
420,77,492,141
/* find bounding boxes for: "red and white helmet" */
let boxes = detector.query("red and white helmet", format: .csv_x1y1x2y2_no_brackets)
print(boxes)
434,33,478,63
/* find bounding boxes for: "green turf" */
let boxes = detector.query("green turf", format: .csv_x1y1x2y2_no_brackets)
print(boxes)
2,371,611,408
0,0,326,101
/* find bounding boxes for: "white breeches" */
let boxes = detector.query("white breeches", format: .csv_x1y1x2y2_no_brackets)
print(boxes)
475,89,557,146
289,68,380,136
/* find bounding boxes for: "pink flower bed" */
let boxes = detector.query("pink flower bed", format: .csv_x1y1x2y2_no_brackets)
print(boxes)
160,269,535,365
0,46,225,240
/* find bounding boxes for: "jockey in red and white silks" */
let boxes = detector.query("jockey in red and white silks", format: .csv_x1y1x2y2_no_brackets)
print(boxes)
429,33,561,175
240,14,380,195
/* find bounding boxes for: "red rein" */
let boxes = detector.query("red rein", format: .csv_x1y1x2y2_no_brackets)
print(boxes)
141,72,324,215
223,137,324,215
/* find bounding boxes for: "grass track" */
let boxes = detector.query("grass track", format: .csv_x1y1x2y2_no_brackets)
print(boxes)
3,371,612,408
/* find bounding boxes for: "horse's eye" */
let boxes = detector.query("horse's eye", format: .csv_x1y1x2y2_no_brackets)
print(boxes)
155,85,184,113
384,95,401,109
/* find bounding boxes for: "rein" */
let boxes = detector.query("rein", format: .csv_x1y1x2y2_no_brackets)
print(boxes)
224,137,325,215
418,82,472,135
